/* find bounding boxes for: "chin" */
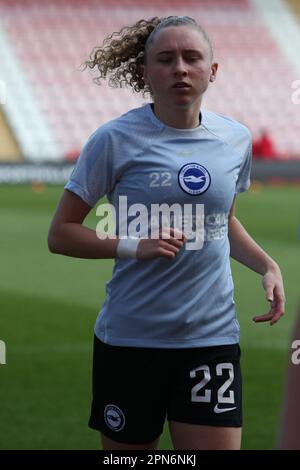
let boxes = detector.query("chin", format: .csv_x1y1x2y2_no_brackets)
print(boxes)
173,100,194,109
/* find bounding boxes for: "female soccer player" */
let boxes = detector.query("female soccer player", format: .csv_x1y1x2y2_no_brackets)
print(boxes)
48,16,285,450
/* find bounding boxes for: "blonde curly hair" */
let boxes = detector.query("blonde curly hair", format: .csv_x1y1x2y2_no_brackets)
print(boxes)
84,16,213,95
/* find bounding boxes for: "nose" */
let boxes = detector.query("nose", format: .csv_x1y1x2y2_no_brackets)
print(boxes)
173,57,188,77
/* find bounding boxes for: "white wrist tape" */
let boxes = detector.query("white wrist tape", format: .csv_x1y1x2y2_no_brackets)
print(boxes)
117,237,141,259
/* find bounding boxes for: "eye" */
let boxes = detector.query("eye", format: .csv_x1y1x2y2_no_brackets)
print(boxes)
185,56,200,62
157,58,172,64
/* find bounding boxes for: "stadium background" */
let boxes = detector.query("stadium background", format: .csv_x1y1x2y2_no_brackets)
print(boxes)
0,0,299,449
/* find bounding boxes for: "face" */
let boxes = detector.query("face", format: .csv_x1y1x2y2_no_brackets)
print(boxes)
142,26,218,111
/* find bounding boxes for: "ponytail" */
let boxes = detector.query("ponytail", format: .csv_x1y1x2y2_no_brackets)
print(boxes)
84,17,160,94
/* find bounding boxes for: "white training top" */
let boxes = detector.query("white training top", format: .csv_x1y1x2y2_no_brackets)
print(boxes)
65,103,252,348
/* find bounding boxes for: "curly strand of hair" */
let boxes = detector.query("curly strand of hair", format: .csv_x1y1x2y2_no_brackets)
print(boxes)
83,17,161,94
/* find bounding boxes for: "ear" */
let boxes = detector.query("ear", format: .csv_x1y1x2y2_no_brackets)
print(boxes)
209,62,218,82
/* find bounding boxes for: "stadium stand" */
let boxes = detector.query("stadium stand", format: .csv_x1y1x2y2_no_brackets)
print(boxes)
0,110,21,161
0,0,299,161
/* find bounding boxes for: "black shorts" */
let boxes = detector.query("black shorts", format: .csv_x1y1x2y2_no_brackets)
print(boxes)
88,335,242,444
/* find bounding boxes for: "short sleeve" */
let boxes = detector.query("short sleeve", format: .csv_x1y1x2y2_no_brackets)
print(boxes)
235,140,252,194
65,127,113,207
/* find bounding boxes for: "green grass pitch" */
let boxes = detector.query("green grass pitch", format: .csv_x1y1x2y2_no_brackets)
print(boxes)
0,183,299,449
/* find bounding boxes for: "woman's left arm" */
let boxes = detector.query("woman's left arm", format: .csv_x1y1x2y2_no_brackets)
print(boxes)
228,199,285,325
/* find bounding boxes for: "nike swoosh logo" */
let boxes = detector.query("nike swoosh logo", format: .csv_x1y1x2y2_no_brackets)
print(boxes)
213,404,237,414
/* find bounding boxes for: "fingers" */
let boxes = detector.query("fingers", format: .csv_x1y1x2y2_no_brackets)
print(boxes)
265,286,274,303
270,310,284,325
158,240,181,258
159,227,187,242
253,311,284,325
136,228,186,260
152,227,186,259
269,296,285,325
253,297,285,326
163,237,184,250
259,272,285,325
160,227,187,257
253,312,274,323
157,246,178,259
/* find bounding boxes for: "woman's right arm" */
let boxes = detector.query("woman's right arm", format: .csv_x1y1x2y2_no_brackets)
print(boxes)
48,189,119,259
48,189,185,260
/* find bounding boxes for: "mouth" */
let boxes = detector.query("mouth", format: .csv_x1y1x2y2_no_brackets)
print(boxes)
172,82,191,89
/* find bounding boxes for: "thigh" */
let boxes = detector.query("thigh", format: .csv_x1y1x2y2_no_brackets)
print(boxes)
88,335,168,446
169,421,241,450
167,343,242,449
101,434,160,451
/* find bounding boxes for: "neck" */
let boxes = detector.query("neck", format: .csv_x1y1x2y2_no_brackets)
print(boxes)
152,101,201,129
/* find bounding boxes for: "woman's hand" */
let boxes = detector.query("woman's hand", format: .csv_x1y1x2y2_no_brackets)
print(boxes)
253,265,286,325
136,228,186,260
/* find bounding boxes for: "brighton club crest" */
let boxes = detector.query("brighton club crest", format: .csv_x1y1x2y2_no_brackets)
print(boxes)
178,163,211,195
